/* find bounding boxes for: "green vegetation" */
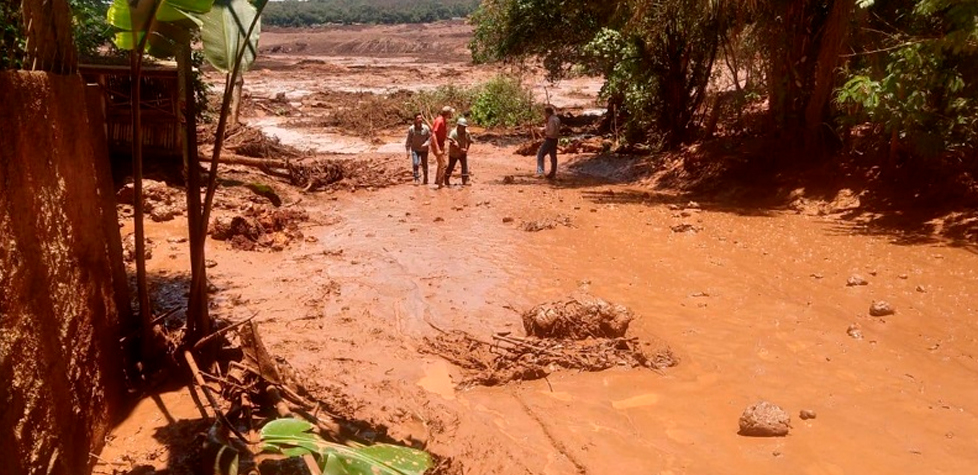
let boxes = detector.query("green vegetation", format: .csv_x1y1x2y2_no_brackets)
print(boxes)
1,1,25,69
263,0,479,27
836,0,978,159
261,418,433,475
471,0,978,163
68,0,117,62
469,75,538,127
403,84,475,121
402,74,539,128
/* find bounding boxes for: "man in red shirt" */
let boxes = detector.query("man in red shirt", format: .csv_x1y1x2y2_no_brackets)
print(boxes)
430,106,452,189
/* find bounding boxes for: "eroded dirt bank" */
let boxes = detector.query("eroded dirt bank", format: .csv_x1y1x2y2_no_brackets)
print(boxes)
96,24,978,475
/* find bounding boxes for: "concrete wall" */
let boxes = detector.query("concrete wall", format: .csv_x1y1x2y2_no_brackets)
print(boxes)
0,71,130,475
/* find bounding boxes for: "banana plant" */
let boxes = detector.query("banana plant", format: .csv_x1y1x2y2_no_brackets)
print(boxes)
106,0,267,352
261,418,433,475
106,0,261,73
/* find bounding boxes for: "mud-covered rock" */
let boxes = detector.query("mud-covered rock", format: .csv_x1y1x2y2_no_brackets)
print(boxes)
122,233,154,263
846,274,868,286
117,179,185,222
869,300,895,317
521,215,572,232
211,216,263,242
739,401,791,437
211,207,308,251
149,205,181,222
522,292,635,340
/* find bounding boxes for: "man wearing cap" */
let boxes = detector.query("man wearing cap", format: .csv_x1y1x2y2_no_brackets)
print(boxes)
430,106,453,189
445,117,472,186
405,112,431,184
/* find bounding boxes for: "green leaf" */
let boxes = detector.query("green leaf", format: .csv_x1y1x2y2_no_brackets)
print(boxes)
107,0,212,30
260,418,433,475
107,0,211,53
358,444,432,475
196,0,261,73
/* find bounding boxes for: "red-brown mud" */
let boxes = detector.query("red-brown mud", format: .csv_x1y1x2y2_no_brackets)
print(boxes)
95,24,978,475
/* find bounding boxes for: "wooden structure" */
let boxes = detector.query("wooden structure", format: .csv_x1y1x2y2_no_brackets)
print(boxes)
80,63,183,156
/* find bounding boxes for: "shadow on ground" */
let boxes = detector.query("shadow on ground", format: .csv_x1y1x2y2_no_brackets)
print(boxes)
539,138,978,253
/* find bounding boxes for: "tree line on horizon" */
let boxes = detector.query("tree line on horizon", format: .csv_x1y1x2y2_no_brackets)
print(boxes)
263,0,479,27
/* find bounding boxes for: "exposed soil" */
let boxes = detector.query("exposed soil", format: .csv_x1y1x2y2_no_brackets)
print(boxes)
96,23,978,475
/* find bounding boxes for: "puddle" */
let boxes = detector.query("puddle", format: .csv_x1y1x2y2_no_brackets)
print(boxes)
418,359,456,400
247,117,374,154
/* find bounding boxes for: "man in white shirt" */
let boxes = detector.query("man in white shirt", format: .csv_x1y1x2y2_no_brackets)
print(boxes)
536,105,560,179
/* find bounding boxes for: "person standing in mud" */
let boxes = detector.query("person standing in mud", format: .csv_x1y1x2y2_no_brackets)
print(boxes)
430,106,452,189
535,105,561,179
405,113,431,185
444,117,472,186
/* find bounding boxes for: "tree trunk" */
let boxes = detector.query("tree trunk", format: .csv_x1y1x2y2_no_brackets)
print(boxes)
130,49,154,365
177,39,209,344
803,0,856,150
767,0,855,154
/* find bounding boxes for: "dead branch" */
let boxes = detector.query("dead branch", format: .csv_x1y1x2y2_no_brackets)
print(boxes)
183,350,251,447
193,311,259,352
199,153,287,170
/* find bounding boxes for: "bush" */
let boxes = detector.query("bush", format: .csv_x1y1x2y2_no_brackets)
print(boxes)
469,75,539,127
401,75,539,128
403,84,476,121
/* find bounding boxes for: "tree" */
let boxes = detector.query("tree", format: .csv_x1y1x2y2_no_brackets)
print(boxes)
761,0,857,150
107,0,265,363
837,0,978,160
471,0,728,147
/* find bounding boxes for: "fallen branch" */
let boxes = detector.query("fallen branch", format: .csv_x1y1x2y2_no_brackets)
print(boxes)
183,350,251,447
193,311,259,352
199,153,287,170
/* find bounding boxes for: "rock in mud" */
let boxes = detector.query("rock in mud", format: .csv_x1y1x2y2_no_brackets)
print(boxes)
847,323,863,340
739,401,791,437
502,216,514,223
122,233,154,262
869,300,895,317
799,409,817,420
522,292,635,340
149,205,181,222
212,216,263,242
521,215,572,232
118,179,184,222
916,285,926,293
846,274,869,286
670,223,700,233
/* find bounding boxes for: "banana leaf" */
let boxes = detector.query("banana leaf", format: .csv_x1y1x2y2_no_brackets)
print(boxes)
107,0,210,53
195,0,261,73
260,418,433,475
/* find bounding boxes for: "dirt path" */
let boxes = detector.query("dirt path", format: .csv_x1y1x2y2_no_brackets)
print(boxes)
97,25,978,475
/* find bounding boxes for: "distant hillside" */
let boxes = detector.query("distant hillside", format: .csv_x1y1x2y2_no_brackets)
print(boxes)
263,0,480,27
